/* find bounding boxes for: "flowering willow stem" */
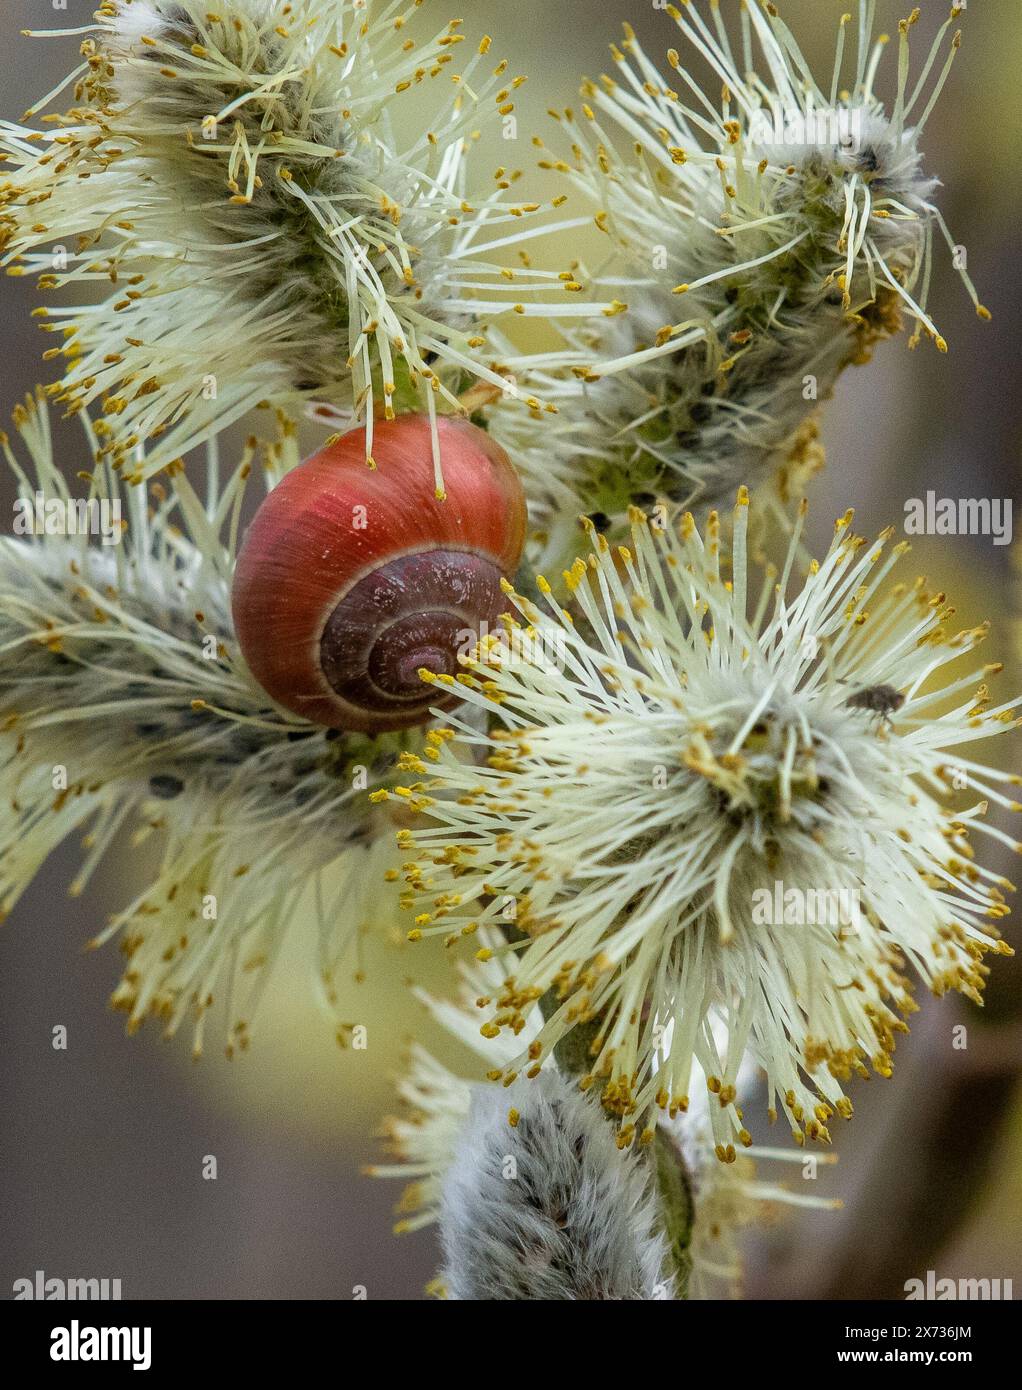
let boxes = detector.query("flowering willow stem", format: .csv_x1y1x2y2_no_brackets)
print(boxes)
534,934,695,1300
537,983,605,1079
654,1130,695,1300
517,918,613,1079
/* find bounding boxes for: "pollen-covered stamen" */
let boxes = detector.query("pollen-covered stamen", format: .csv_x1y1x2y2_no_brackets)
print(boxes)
397,490,1020,1148
365,928,544,1234
0,391,411,1055
1,0,576,486
369,929,836,1297
486,0,987,572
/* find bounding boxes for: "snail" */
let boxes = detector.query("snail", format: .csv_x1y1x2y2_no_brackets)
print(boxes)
231,415,527,732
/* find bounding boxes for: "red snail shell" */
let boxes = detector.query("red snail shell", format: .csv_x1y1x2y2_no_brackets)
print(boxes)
231,415,527,732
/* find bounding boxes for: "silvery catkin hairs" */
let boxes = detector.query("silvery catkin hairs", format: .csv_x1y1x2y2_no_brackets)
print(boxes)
439,1072,672,1301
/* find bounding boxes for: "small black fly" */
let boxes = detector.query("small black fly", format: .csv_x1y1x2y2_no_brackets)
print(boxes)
844,684,905,721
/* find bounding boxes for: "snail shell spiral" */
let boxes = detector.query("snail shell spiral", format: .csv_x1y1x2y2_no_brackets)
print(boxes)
231,415,527,732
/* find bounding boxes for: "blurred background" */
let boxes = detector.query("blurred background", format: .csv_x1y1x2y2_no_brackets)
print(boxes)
1,0,1019,1300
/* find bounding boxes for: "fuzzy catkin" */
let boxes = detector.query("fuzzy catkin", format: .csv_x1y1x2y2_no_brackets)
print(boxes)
439,1073,671,1301
0,395,410,1053
0,0,552,484
372,955,839,1297
488,1,985,568
402,497,1020,1145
